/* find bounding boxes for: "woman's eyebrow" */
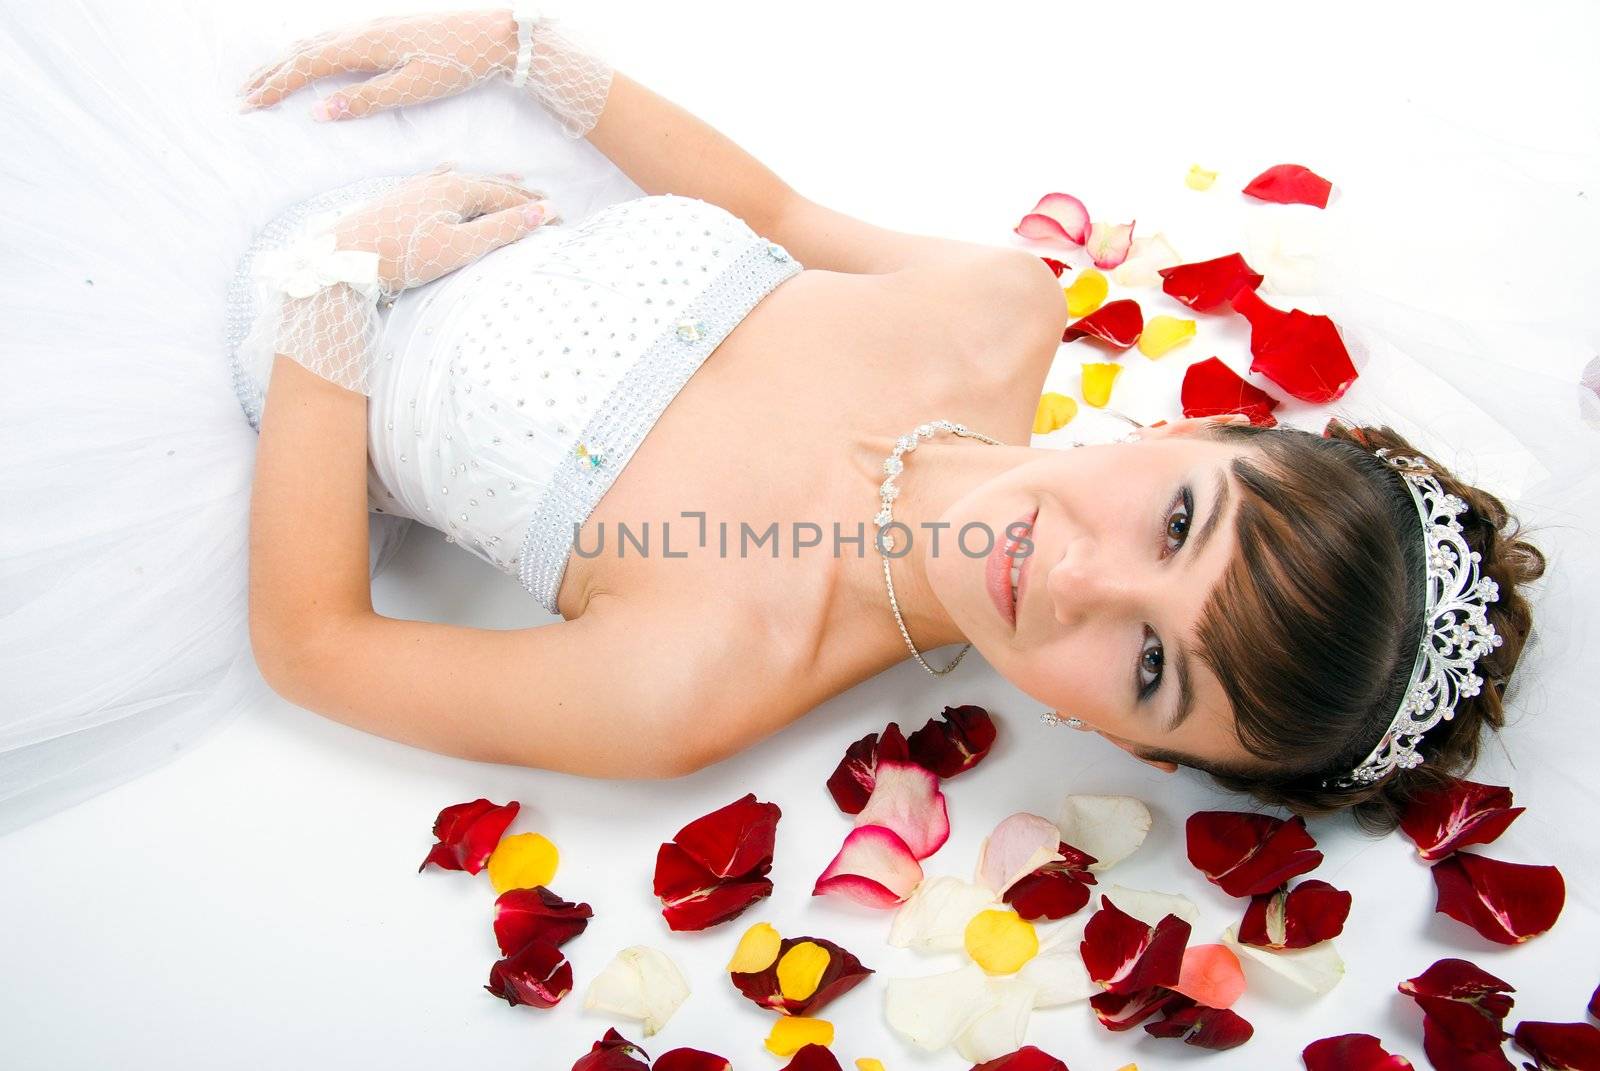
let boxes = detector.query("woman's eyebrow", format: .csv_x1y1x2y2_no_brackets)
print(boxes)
1168,467,1231,732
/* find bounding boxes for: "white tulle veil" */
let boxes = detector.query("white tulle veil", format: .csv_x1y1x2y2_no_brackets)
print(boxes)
1,1,1595,838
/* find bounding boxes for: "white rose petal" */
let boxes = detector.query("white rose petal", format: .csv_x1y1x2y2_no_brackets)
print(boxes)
955,978,1040,1062
1055,795,1153,872
1112,233,1182,288
885,963,992,1051
583,945,690,1036
1018,917,1098,1006
889,876,1001,952
1223,926,1346,995
1095,885,1200,928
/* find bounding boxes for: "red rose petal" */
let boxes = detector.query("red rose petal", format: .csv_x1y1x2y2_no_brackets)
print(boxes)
1062,298,1144,350
1230,288,1358,403
1400,958,1515,1052
1157,253,1264,312
1513,1021,1600,1070
729,935,873,1017
1423,1018,1515,1071
1432,852,1565,945
1238,879,1352,949
826,723,910,815
1090,986,1188,1031
1081,895,1191,995
1399,779,1525,863
907,704,997,778
1186,812,1323,897
1303,1034,1416,1071
1144,999,1255,1050
485,938,572,1009
1591,981,1599,1021
493,886,594,955
572,1029,651,1071
1003,842,1097,921
972,1046,1072,1071
1243,163,1334,209
672,793,782,880
419,798,519,874
655,1050,732,1071
1039,257,1069,278
780,1046,844,1071
1015,192,1091,246
1180,357,1280,427
654,841,774,931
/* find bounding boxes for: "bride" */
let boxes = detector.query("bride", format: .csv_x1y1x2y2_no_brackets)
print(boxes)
0,5,1572,836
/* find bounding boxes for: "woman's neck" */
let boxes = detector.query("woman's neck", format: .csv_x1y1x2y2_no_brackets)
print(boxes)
841,429,1032,655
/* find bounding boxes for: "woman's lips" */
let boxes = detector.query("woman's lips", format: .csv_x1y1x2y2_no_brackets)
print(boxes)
986,508,1038,630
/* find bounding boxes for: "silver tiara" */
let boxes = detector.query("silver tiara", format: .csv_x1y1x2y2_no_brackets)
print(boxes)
1325,450,1504,789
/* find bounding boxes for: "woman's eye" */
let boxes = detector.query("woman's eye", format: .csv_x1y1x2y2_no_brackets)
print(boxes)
1163,487,1193,557
1138,627,1165,698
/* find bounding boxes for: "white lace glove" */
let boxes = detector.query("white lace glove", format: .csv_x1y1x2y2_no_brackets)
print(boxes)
241,167,556,396
236,7,613,139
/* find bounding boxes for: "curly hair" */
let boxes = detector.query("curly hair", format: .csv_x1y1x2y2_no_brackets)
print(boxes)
1143,418,1546,832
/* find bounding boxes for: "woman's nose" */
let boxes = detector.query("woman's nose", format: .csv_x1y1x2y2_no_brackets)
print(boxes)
1047,534,1145,625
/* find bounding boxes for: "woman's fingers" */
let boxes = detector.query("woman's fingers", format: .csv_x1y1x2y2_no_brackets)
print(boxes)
240,34,395,110
422,202,553,282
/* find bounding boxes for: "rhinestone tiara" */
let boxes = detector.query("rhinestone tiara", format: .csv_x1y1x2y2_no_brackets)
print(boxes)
1325,449,1504,789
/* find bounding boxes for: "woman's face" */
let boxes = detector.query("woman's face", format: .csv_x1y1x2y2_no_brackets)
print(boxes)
927,419,1264,774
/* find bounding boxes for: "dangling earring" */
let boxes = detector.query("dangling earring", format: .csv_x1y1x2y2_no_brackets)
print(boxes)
1041,712,1086,730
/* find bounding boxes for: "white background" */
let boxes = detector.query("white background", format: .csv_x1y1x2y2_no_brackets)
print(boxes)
3,0,1598,1068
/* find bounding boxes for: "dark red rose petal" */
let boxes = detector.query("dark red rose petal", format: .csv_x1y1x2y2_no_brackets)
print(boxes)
1423,1018,1515,1071
1090,986,1187,1031
1158,253,1265,312
1143,999,1255,1050
654,840,774,931
1003,842,1097,921
826,723,910,814
419,798,519,874
729,935,873,1017
1238,879,1351,949
572,1029,651,1071
779,1046,844,1071
493,886,593,956
1400,958,1515,1052
1303,1034,1416,1071
1243,163,1334,209
1230,288,1358,403
672,793,782,880
1081,895,1190,995
485,938,572,1009
1180,357,1280,427
1399,779,1525,863
1062,298,1144,349
654,1049,732,1071
1591,981,1599,1020
1432,851,1565,944
971,1046,1072,1071
907,704,997,779
1186,812,1323,897
1039,256,1069,278
1513,1020,1600,1070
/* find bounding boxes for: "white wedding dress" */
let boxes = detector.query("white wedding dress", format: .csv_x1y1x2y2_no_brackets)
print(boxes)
0,1,806,832
3,0,1597,839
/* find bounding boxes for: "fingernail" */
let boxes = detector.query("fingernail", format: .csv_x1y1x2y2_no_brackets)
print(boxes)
522,202,548,226
310,95,348,122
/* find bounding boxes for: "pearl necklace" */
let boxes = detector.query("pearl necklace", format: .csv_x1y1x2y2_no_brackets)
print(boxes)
875,419,1003,676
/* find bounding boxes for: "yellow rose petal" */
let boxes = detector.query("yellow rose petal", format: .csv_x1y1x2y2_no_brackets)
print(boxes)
764,1016,834,1056
1137,315,1197,359
486,832,558,894
1080,363,1123,408
776,940,832,1003
1032,391,1079,435
857,1061,887,1071
963,908,1040,975
1186,164,1218,191
1064,267,1109,318
726,921,782,974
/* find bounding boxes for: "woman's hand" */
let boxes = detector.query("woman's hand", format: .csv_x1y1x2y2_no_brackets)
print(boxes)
237,9,518,120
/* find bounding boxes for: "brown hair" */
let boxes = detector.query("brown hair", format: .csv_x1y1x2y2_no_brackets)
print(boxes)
1139,418,1546,832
